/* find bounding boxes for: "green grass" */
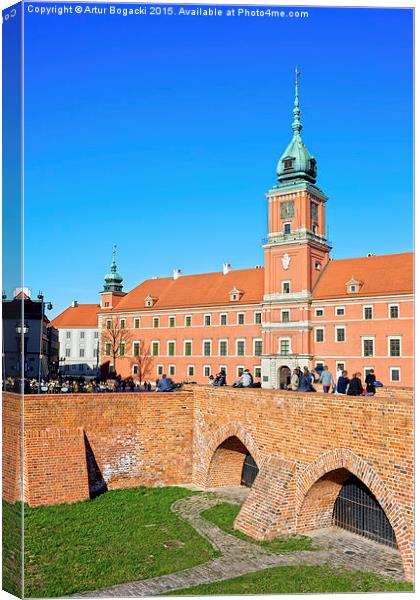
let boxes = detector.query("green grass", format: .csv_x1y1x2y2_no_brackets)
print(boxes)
167,565,413,595
2,500,23,598
21,487,218,597
202,502,314,553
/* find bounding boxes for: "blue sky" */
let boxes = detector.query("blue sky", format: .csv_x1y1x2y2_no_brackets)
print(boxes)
22,4,413,317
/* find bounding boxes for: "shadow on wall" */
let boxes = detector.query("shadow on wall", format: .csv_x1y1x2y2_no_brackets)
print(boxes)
84,433,108,499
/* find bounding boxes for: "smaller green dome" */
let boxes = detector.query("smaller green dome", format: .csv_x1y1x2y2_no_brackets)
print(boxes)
276,69,317,185
103,245,124,293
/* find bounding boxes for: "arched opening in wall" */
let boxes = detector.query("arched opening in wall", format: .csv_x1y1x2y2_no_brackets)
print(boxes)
206,437,259,488
333,474,397,548
278,366,291,389
299,468,397,549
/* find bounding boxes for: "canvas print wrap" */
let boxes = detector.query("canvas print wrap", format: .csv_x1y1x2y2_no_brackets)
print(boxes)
1,1,414,597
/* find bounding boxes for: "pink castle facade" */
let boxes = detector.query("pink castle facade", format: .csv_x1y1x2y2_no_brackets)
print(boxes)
54,76,414,388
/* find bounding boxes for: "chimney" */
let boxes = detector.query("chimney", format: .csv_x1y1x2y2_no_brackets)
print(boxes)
223,263,231,275
72,300,78,308
173,269,182,280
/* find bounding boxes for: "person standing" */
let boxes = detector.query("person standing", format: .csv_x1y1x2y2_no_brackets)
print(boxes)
297,367,316,392
347,372,364,396
337,370,350,394
289,368,300,391
319,365,334,393
365,369,376,395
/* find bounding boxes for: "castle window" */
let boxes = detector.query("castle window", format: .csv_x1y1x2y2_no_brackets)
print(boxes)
157,364,164,375
362,337,374,357
169,365,175,376
335,326,346,342
237,313,245,325
167,341,175,357
279,339,291,355
282,281,291,294
389,305,399,319
236,340,245,356
364,306,373,320
169,316,176,328
132,364,139,376
105,342,111,356
255,312,262,324
388,337,401,358
120,319,126,329
219,340,228,356
335,306,345,317
220,313,227,326
106,319,112,329
153,317,160,328
284,223,291,234
204,314,211,327
151,341,160,356
134,318,140,328
283,158,293,170
133,342,140,357
187,365,195,377
203,365,211,377
254,339,262,356
184,341,192,356
203,340,212,356
390,367,401,382
281,310,290,323
185,315,192,327
315,308,324,317
315,328,325,343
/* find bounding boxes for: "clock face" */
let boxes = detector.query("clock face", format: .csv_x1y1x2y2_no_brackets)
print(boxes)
311,202,318,222
281,201,295,220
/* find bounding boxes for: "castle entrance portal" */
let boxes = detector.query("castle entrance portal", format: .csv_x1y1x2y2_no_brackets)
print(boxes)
279,366,291,389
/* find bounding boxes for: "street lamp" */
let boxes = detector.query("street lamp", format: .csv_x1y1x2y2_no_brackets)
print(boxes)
37,293,53,393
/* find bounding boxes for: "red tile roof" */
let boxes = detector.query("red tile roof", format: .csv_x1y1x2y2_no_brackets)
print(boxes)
112,268,265,312
51,304,100,328
313,252,413,299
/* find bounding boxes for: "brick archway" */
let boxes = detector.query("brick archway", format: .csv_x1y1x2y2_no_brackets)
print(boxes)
196,421,264,487
295,448,412,578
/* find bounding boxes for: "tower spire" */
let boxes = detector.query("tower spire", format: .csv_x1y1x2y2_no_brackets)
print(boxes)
103,244,124,293
292,66,302,137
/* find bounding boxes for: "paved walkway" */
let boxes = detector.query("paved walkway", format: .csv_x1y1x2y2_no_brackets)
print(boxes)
71,489,405,597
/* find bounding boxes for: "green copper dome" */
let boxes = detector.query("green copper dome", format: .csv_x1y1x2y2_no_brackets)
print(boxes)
277,69,317,185
103,245,124,293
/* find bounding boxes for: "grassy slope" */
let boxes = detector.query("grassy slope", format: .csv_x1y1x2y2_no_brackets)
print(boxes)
2,500,23,598
22,487,217,598
168,565,413,595
202,502,314,553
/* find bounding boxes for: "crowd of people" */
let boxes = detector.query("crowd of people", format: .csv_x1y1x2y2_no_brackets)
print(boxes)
287,365,382,396
2,375,157,394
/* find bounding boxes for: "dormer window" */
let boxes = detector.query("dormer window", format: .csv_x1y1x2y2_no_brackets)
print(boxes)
309,158,317,174
283,158,294,170
229,287,243,302
346,276,362,294
144,295,158,308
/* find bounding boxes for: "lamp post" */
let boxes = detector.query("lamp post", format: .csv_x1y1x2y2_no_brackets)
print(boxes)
15,321,29,381
37,293,53,393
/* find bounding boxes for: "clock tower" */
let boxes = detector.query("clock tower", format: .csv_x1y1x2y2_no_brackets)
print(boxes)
261,69,332,388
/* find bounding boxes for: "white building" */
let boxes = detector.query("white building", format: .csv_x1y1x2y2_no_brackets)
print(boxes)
51,301,99,377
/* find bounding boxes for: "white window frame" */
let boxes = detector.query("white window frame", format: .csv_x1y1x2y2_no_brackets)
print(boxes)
184,339,193,357
253,338,262,357
220,313,228,326
151,340,160,357
281,309,290,323
283,222,292,234
167,340,176,357
132,340,141,357
335,325,346,343
361,336,375,358
187,365,195,377
236,338,246,357
168,364,176,376
168,315,176,328
66,331,71,339
254,365,262,379
79,348,85,358
80,331,85,339
134,318,141,329
203,365,211,377
185,315,192,327
156,363,164,375
388,336,402,358
203,339,212,357
65,348,71,357
132,364,139,375
335,306,345,317
237,312,245,325
219,339,228,357
106,319,112,329
237,365,245,377
314,308,324,317
336,361,346,372
204,313,212,327
282,280,291,294
254,311,262,325
279,337,292,355
152,316,160,328
314,327,325,343
390,366,401,382
363,305,373,320
120,318,126,329
389,304,400,319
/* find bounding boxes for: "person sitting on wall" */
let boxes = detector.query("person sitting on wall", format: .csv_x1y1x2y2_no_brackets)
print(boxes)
347,372,364,396
319,364,334,393
156,373,174,392
297,367,316,392
289,368,300,391
365,368,376,395
213,370,227,386
233,370,252,388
